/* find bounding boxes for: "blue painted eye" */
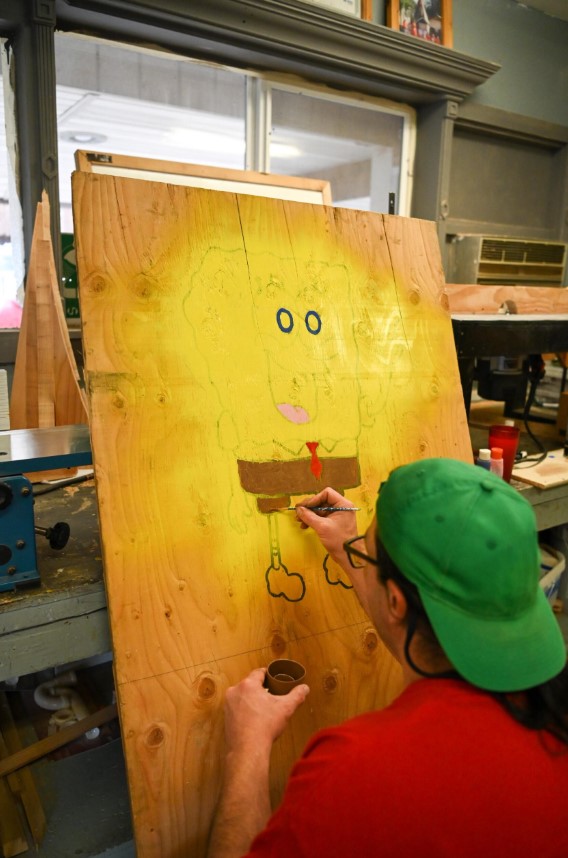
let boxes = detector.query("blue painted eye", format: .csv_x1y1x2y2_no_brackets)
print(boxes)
276,308,294,333
305,310,322,335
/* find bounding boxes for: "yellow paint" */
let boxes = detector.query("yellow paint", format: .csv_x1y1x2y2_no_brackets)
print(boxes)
73,173,471,857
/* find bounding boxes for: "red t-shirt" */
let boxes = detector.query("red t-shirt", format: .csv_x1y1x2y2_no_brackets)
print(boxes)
247,679,568,858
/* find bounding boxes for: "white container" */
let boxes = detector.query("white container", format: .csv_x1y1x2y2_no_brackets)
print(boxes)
490,447,504,478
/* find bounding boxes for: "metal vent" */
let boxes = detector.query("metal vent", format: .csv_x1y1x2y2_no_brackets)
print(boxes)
480,239,566,265
448,234,568,286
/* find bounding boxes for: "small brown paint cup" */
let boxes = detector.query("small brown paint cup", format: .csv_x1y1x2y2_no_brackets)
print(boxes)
265,659,306,695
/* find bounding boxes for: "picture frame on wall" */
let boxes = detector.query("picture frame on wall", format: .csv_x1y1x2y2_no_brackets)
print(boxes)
300,0,373,20
387,0,452,47
301,0,362,17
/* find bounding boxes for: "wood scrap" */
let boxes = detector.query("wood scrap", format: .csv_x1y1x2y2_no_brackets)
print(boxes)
10,190,88,431
0,693,46,846
445,283,568,315
512,450,568,489
0,768,28,857
0,704,118,780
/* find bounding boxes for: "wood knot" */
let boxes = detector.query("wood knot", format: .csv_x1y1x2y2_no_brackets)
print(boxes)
323,671,338,693
86,272,108,294
146,726,165,748
164,605,172,620
270,634,286,656
198,677,216,699
409,289,420,305
112,393,125,410
354,321,372,341
364,630,378,652
130,274,157,301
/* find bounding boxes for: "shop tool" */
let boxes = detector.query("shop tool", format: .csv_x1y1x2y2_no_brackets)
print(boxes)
0,425,92,591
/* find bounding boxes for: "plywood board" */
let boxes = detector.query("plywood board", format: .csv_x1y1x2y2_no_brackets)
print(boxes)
75,150,332,205
72,171,472,857
512,449,568,489
445,283,568,315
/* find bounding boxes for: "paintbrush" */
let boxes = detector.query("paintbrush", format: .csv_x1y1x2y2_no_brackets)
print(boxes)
272,506,361,512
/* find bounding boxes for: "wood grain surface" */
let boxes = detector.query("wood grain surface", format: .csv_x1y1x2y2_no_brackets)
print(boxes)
72,171,471,857
446,283,568,315
10,192,88,430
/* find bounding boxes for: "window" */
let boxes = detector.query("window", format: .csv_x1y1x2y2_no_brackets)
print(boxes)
55,35,414,224
0,30,417,330
52,35,415,324
0,40,24,329
267,82,415,213
55,34,247,235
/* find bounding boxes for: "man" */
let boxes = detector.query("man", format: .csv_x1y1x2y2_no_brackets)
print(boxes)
207,458,568,858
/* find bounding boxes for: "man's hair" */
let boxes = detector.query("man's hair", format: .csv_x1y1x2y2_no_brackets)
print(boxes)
376,535,568,747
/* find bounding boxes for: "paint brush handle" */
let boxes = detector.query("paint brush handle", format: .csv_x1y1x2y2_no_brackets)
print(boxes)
281,506,360,512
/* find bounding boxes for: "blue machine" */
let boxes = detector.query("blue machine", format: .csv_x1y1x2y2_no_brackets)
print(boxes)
0,474,39,591
0,425,92,592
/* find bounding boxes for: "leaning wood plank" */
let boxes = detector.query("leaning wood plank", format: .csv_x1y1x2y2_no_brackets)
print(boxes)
11,193,55,428
10,191,88,430
72,171,471,857
445,283,568,315
0,764,28,857
74,150,333,204
0,704,117,780
34,196,56,427
0,694,46,845
0,733,34,853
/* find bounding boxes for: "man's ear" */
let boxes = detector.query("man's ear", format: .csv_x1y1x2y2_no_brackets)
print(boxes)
385,579,409,621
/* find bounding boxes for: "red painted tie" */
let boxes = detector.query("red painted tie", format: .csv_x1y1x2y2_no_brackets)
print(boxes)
306,441,322,480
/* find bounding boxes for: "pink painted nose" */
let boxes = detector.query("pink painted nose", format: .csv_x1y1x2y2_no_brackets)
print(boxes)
277,403,311,424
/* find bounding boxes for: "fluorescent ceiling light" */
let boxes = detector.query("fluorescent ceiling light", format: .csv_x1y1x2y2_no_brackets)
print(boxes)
60,130,107,144
164,130,301,158
270,143,302,158
164,128,245,153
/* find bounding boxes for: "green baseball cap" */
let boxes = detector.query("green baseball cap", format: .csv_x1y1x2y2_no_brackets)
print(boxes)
376,457,566,692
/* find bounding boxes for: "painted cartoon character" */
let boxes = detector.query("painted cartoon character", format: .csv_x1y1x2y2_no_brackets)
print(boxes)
183,209,383,601
236,286,362,602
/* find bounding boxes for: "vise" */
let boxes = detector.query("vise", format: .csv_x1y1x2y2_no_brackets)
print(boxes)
0,425,92,592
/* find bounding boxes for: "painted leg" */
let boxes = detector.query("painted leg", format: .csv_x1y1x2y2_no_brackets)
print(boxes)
265,513,306,603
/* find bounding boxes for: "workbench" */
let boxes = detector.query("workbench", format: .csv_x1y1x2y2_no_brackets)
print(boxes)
514,480,568,532
0,482,108,683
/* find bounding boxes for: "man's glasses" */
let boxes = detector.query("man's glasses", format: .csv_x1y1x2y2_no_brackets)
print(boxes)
343,535,379,569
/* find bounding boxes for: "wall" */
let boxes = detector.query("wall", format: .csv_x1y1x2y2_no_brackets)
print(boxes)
454,0,568,125
369,0,568,126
